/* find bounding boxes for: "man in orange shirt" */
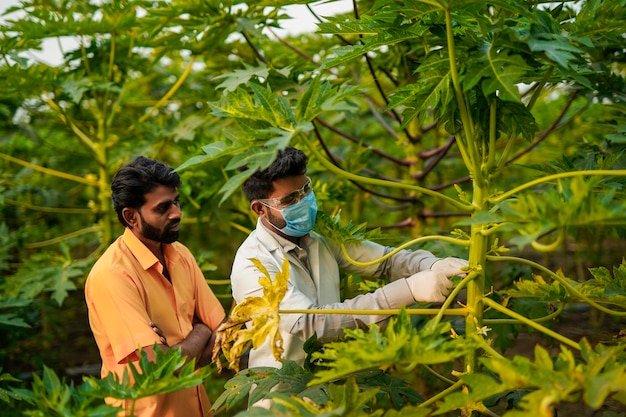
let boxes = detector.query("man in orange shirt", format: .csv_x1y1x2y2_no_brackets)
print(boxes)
85,156,226,417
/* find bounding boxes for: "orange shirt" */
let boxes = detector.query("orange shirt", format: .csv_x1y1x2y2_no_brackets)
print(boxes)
85,228,225,417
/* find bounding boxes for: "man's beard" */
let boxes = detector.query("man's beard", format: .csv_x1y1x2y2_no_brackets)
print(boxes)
266,208,286,230
139,213,180,244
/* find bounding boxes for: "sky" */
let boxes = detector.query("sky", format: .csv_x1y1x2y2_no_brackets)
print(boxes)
0,0,353,66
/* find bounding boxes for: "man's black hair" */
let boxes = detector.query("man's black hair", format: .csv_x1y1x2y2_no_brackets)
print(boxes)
111,156,181,227
242,147,308,201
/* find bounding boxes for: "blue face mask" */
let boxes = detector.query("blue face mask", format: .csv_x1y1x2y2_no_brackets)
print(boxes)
264,191,318,237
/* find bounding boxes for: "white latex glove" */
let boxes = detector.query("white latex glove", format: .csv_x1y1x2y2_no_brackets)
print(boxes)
405,270,453,303
430,257,469,277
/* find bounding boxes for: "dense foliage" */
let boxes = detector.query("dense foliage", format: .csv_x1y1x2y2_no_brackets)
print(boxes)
1,0,625,416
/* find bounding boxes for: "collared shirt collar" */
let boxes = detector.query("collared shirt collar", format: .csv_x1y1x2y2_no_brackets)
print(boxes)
121,228,179,271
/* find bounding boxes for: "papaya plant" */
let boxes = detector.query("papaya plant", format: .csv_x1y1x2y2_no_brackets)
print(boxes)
177,0,626,415
3,345,211,417
0,0,240,377
0,0,234,302
0,0,625,415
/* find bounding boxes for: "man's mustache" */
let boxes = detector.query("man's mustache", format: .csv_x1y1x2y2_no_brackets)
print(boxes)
166,219,181,230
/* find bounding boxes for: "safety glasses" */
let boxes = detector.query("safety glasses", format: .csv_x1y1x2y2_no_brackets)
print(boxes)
258,177,312,207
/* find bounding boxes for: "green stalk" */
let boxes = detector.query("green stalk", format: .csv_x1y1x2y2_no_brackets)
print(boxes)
464,223,487,374
492,134,516,178
483,297,580,350
279,308,468,316
489,255,626,317
423,364,456,385
0,152,97,186
432,271,478,326
487,100,497,171
484,300,565,325
442,6,489,380
444,9,480,184
340,235,470,267
24,226,101,248
473,334,504,359
5,199,93,214
43,94,99,155
418,379,464,408
527,67,554,111
490,170,626,204
530,227,565,252
139,57,197,123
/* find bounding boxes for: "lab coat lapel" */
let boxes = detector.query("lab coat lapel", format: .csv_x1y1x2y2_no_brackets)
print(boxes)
304,237,334,305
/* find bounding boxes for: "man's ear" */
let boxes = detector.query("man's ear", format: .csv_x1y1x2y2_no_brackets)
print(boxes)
122,207,138,228
250,201,264,216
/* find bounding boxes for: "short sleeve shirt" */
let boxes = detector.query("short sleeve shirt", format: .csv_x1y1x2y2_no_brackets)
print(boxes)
85,228,225,417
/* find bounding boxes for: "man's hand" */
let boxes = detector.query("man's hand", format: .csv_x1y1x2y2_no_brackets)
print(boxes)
150,320,212,369
405,270,453,303
430,257,469,277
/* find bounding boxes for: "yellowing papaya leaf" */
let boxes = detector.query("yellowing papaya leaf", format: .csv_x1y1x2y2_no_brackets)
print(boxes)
212,258,289,372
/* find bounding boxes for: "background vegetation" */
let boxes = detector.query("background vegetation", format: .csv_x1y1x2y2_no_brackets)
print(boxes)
1,0,625,416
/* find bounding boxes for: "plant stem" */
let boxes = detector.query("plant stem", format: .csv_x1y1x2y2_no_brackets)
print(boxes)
5,199,93,214
489,255,626,316
484,301,565,325
444,9,479,184
465,224,487,374
24,226,101,249
422,364,456,385
487,100,497,171
473,335,504,360
279,308,469,316
483,297,580,350
490,170,626,203
432,271,478,326
340,235,470,268
0,152,97,185
42,93,98,154
418,379,464,408
530,227,565,252
139,57,197,123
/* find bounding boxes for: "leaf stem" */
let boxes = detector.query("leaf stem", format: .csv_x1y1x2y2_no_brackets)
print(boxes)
530,228,565,252
42,93,99,155
527,67,554,111
488,255,626,316
24,226,101,249
489,170,626,203
432,271,479,326
0,152,97,186
484,301,565,325
473,335,504,359
418,379,464,409
482,297,580,350
422,364,456,385
5,199,93,214
279,308,468,316
139,57,196,123
340,235,470,268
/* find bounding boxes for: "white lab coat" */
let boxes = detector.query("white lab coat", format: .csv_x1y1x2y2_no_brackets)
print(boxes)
230,219,440,368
